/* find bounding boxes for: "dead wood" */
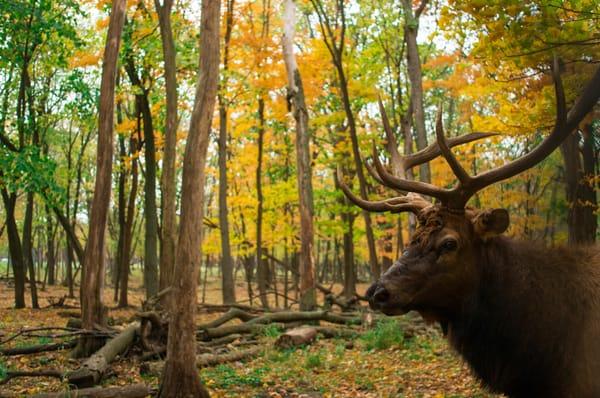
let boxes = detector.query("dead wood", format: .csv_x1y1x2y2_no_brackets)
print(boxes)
0,370,63,385
198,333,243,347
138,311,168,354
275,327,317,349
198,322,287,341
198,303,266,314
140,346,262,377
66,323,139,388
17,384,154,398
197,308,259,330
0,340,76,356
197,310,360,340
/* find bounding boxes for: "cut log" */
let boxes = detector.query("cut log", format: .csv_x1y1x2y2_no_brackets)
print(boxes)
275,327,317,349
66,323,139,388
141,346,262,377
0,340,76,356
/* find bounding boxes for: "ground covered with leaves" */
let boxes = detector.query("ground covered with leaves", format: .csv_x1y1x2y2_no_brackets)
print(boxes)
0,277,499,397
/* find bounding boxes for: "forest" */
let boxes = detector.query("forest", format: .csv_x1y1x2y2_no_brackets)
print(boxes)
0,0,599,397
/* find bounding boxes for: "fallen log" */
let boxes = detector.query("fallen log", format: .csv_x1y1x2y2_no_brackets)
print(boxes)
66,323,139,388
0,370,63,385
244,310,361,326
197,308,258,329
0,340,76,356
141,346,262,377
198,322,286,341
6,384,154,398
275,327,317,349
198,303,265,314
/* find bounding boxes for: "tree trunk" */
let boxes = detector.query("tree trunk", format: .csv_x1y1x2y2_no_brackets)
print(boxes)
282,0,316,310
401,0,430,183
124,53,159,299
46,205,56,286
76,0,127,358
154,0,178,309
561,128,597,245
256,97,269,308
218,0,236,305
1,191,26,308
23,192,39,308
119,150,138,308
158,0,219,396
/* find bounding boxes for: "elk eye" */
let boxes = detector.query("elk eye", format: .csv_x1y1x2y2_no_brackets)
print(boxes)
440,239,458,252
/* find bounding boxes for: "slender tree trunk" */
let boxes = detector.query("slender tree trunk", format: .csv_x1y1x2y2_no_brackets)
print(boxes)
560,127,597,244
124,54,159,299
45,205,56,286
401,0,430,183
159,1,219,396
256,97,269,308
76,0,127,358
282,0,315,310
154,0,178,309
23,192,39,308
119,152,138,308
218,0,236,304
1,191,26,308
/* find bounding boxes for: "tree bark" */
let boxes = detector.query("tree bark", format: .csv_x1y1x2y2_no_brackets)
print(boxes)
1,190,26,308
154,0,178,309
401,0,430,183
256,97,269,308
124,52,159,299
76,0,127,358
23,192,39,308
282,0,316,310
45,205,56,286
560,128,597,245
158,0,220,396
218,0,236,304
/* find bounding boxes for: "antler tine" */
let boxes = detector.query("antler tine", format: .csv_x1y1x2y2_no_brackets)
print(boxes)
434,107,472,185
403,132,497,170
371,141,451,201
336,169,429,214
364,160,388,187
449,56,600,208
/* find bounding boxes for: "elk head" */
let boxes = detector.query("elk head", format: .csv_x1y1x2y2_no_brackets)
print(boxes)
339,58,600,324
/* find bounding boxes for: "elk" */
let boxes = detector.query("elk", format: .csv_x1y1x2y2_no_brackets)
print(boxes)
339,62,600,398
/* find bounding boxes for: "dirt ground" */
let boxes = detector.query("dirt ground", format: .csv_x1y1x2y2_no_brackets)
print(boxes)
0,273,499,397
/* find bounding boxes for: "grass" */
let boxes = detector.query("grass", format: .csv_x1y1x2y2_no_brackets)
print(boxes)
260,324,283,338
361,318,405,351
202,364,268,389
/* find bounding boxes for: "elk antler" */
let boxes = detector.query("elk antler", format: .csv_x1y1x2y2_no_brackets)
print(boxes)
337,169,431,214
354,57,600,211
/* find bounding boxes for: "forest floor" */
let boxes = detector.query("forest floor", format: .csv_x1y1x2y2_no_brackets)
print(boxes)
0,274,500,397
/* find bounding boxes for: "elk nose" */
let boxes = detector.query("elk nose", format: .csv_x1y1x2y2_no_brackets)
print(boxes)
372,287,390,305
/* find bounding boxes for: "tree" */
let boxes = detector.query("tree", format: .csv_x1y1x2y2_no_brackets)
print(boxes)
218,0,236,304
159,0,220,395
310,0,380,280
282,0,316,310
154,0,178,307
76,0,127,357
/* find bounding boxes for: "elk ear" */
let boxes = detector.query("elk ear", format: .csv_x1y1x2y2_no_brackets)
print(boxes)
472,208,509,240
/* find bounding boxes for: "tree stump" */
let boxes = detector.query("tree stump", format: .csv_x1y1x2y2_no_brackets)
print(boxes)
275,327,317,349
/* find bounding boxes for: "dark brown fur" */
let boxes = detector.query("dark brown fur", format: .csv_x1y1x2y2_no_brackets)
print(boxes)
367,206,600,398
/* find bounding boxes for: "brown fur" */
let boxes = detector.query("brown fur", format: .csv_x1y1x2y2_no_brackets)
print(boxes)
367,206,600,398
